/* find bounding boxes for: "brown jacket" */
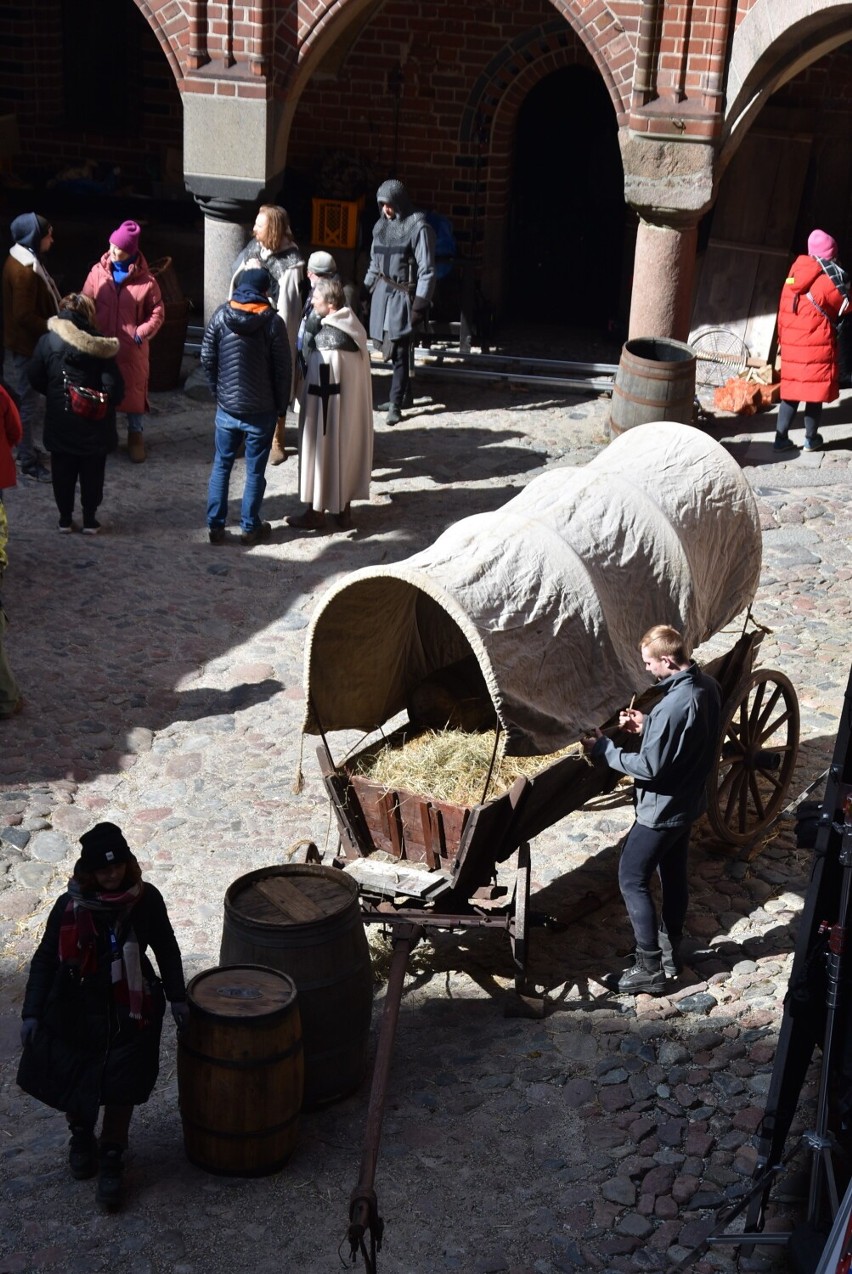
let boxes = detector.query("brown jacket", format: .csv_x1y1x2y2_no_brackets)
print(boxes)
3,254,59,357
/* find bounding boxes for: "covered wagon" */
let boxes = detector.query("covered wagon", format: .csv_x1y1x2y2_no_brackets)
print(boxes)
303,421,797,883
300,421,800,1270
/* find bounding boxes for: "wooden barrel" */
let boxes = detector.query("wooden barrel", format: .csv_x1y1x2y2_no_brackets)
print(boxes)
220,865,373,1108
609,337,696,437
149,256,190,391
178,965,303,1176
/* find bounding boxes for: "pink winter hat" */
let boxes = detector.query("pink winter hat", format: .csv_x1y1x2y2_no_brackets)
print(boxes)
109,220,141,255
807,229,838,260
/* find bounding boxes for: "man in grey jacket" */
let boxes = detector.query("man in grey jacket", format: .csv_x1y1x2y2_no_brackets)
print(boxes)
582,625,721,994
363,180,435,427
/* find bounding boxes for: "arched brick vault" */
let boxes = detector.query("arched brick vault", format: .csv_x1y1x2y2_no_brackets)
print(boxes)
462,20,626,236
280,0,633,141
133,0,189,85
722,0,852,170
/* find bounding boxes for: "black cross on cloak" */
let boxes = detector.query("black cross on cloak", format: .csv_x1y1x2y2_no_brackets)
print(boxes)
308,361,341,435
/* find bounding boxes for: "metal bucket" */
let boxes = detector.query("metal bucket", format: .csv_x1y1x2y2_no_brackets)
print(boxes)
609,337,696,437
178,965,303,1176
220,865,373,1108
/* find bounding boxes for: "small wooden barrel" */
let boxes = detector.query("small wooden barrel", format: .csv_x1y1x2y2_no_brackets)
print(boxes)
148,256,190,391
220,866,373,1108
178,965,303,1176
609,337,696,437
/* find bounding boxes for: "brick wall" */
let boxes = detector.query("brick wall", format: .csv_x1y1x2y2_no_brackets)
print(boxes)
0,1,183,190
283,0,622,253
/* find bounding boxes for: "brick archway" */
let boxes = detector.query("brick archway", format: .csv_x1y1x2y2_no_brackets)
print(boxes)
134,0,188,83
463,21,626,308
723,0,852,162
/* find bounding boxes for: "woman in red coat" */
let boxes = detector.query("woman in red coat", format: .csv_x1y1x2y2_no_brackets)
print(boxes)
82,221,164,464
775,228,849,453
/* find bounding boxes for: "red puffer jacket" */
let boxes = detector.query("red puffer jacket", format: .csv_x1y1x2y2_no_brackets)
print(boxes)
777,254,848,403
0,384,22,488
82,252,164,414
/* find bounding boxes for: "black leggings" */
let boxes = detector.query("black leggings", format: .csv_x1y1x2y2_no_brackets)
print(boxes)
618,821,692,950
777,399,823,439
389,337,412,407
50,451,107,525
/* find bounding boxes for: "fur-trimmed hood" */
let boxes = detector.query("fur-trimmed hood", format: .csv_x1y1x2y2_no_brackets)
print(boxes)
48,314,120,360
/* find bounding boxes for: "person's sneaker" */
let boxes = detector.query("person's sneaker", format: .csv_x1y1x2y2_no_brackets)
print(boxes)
385,403,402,427
82,521,101,535
772,434,797,452
240,521,272,546
96,1146,124,1210
208,526,227,545
68,1127,98,1180
803,433,824,451
58,520,75,533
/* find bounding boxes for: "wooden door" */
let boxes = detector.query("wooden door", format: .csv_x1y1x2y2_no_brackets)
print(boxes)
690,128,813,360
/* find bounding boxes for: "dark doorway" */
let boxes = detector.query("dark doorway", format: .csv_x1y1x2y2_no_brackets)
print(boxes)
506,66,626,330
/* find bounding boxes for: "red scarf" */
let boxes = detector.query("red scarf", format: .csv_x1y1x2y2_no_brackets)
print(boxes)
58,882,150,1022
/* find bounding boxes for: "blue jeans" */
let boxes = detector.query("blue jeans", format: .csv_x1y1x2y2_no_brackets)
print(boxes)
11,352,41,465
618,821,692,950
206,408,276,533
126,412,145,434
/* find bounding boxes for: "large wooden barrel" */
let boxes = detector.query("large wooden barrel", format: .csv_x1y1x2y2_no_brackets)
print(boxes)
609,337,696,437
149,256,190,391
220,865,373,1108
178,965,302,1176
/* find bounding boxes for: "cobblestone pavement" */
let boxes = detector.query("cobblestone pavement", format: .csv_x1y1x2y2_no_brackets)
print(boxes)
1,365,851,1274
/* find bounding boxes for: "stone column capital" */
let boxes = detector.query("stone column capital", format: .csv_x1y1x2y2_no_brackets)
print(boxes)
619,130,717,223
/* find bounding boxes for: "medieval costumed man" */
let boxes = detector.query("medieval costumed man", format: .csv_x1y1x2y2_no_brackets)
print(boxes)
287,277,373,532
363,179,436,426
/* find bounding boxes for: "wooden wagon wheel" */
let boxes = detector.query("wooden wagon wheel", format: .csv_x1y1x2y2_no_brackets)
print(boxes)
706,669,800,846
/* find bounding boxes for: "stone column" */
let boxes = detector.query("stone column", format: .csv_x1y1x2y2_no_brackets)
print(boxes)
628,215,700,342
193,195,255,323
619,131,717,343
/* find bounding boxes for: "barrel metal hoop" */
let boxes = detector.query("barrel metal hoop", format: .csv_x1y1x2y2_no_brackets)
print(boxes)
179,1111,301,1140
178,1038,303,1068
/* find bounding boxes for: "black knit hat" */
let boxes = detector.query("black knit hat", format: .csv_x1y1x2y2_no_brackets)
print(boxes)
75,822,131,874
237,267,270,294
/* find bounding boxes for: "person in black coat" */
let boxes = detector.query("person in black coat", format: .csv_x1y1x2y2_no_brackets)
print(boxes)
27,293,124,533
201,267,291,546
17,822,187,1210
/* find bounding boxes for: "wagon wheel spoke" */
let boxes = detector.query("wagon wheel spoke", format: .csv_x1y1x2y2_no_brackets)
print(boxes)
756,709,792,745
753,767,784,791
723,766,749,825
748,771,767,823
723,726,748,758
716,757,744,802
745,680,767,741
748,693,784,744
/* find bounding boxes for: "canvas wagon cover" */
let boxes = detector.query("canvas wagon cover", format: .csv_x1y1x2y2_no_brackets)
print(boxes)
302,422,762,756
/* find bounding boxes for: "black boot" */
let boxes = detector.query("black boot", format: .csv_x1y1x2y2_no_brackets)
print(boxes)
617,947,666,995
658,929,683,979
97,1144,124,1211
68,1124,97,1180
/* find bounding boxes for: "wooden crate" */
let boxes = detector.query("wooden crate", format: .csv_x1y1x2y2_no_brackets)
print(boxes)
346,771,471,869
311,198,363,250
